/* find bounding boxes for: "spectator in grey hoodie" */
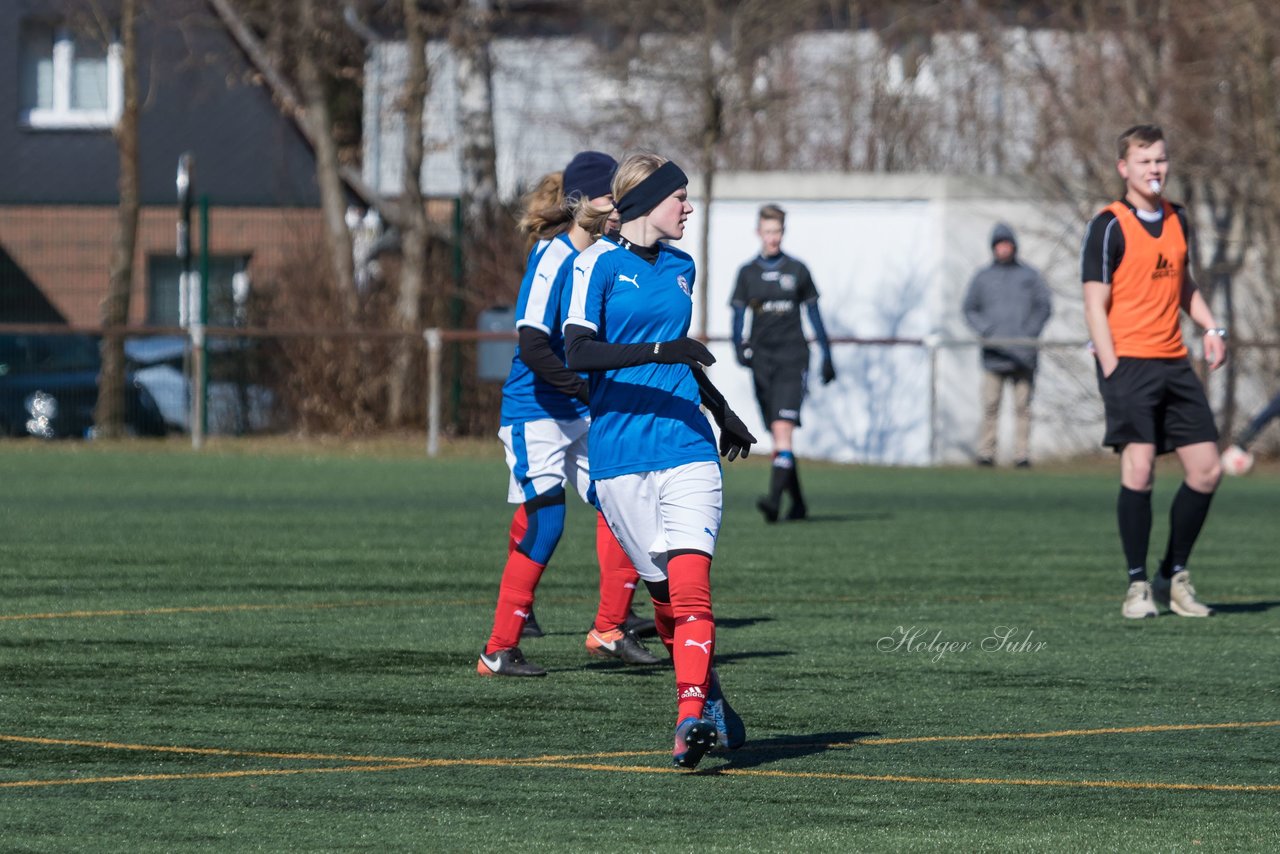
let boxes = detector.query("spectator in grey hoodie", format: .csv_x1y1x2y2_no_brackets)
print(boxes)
962,223,1053,467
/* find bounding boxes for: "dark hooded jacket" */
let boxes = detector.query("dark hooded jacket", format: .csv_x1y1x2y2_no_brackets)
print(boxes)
962,223,1053,373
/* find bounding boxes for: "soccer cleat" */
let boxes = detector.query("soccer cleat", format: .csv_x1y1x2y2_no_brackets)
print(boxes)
622,607,658,638
520,608,545,638
1154,571,1214,617
786,498,808,521
756,497,779,523
476,646,547,677
672,717,718,770
705,670,746,751
586,627,662,665
1121,580,1158,619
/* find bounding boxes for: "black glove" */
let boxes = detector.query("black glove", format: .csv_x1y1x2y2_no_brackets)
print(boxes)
735,342,754,368
652,337,716,368
717,406,757,462
821,356,837,385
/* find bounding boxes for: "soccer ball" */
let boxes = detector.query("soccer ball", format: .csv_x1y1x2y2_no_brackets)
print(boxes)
1221,444,1255,476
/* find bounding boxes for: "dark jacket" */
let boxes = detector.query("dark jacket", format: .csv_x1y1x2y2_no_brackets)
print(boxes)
962,224,1053,373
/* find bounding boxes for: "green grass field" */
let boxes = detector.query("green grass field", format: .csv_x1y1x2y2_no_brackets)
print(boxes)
1,441,1277,851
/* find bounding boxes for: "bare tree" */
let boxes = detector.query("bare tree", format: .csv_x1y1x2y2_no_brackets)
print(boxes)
295,0,359,321
208,0,398,327
450,0,499,232
387,0,430,425
583,0,822,334
999,1,1280,434
95,0,141,438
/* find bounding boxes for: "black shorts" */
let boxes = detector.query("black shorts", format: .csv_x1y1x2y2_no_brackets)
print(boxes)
1096,356,1218,454
751,354,807,426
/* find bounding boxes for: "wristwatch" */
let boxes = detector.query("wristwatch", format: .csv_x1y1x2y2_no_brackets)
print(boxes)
1205,327,1228,339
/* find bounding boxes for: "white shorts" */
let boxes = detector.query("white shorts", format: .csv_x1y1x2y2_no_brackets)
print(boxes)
594,461,722,583
499,419,594,504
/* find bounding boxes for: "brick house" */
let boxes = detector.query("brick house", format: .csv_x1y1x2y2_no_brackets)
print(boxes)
0,0,326,329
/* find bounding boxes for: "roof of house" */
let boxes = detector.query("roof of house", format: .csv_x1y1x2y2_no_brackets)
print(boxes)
0,0,321,208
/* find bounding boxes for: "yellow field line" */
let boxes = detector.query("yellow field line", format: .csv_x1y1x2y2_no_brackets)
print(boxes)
513,720,1280,762
0,756,579,789
837,719,1280,747
0,598,489,622
513,761,1280,793
0,734,422,765
10,719,1277,772
5,755,1277,795
0,763,433,789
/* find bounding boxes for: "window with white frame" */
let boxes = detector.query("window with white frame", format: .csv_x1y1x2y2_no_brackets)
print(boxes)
148,255,252,328
18,19,123,130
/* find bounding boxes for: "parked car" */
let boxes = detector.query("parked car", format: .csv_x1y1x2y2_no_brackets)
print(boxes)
124,336,274,434
0,334,166,439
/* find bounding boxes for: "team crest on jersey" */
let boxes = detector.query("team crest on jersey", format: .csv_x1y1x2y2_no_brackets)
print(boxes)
676,275,690,296
780,273,797,291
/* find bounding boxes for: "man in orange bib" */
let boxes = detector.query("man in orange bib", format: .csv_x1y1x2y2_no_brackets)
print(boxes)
1080,124,1227,620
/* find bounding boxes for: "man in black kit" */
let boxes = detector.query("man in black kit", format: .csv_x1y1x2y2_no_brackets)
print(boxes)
730,204,836,522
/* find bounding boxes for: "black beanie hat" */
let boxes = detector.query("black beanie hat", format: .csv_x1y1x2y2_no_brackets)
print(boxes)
563,151,618,202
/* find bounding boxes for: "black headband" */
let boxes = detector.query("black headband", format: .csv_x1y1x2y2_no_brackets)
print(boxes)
615,161,688,223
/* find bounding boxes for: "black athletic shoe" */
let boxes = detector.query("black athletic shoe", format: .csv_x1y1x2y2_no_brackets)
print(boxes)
476,646,547,677
586,627,662,665
622,607,658,638
756,497,779,523
786,498,808,521
520,608,544,638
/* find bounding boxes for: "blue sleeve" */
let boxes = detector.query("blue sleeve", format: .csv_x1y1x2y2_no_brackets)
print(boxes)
566,248,607,333
731,304,747,347
563,248,658,370
805,301,832,358
517,240,571,334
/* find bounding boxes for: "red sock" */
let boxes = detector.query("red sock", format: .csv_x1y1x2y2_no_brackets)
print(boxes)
593,513,641,633
485,549,544,654
650,597,675,656
669,552,714,723
507,505,528,556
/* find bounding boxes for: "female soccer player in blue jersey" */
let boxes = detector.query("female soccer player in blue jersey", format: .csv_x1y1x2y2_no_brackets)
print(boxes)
564,153,757,770
478,151,661,678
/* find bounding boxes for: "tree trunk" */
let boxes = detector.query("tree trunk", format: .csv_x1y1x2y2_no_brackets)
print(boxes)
95,0,140,439
297,0,358,324
206,0,394,226
388,0,430,426
695,0,722,340
451,0,499,231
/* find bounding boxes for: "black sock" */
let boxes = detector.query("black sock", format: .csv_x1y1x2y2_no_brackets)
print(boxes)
767,452,793,505
1117,486,1152,581
787,459,805,507
1161,482,1215,575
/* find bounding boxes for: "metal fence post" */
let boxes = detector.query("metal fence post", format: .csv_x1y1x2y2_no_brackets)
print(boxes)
192,194,210,449
425,328,442,457
926,335,940,465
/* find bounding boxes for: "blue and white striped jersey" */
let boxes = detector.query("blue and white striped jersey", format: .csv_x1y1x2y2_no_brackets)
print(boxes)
500,233,590,425
565,236,718,480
